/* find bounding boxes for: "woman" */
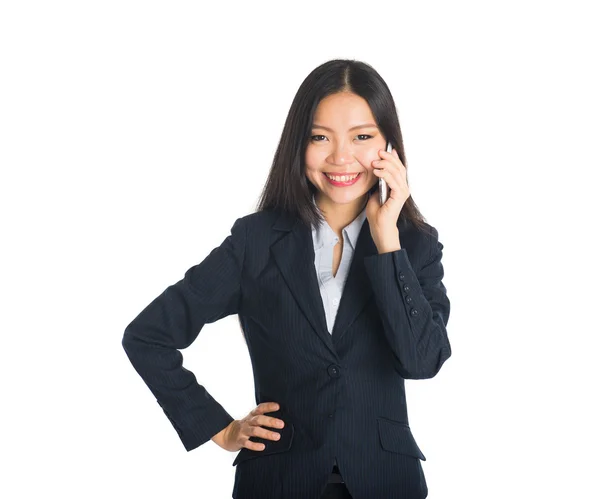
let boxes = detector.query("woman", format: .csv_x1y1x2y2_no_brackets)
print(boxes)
122,59,451,499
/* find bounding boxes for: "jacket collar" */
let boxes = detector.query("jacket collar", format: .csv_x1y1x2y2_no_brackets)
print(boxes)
270,207,378,357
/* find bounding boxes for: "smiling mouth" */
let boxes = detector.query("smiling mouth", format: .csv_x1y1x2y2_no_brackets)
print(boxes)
324,172,360,180
322,172,362,186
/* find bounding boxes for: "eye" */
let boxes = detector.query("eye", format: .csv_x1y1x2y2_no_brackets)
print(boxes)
310,134,373,142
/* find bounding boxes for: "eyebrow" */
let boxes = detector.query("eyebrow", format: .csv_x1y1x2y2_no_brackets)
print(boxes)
311,123,378,132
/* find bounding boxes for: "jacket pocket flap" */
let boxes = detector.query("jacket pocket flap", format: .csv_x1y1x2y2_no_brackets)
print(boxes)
232,418,295,466
377,418,426,461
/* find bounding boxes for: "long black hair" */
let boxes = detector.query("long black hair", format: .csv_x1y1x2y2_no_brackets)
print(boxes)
255,58,428,233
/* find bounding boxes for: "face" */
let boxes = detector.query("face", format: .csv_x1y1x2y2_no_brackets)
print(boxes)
305,91,387,208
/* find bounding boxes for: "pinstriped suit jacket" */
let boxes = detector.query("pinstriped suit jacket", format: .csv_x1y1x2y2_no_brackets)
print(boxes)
122,208,451,499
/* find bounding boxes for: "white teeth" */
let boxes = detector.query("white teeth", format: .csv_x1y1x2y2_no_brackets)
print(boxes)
325,173,359,182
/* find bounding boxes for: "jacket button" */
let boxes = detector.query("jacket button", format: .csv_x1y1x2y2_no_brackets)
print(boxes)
398,274,405,281
410,308,419,317
403,284,410,293
328,364,340,378
405,296,413,304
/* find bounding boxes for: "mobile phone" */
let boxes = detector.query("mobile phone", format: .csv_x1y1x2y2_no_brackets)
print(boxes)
379,141,393,205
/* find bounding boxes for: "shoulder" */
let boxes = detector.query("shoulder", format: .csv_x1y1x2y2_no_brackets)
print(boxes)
234,209,281,231
241,209,279,224
229,210,287,251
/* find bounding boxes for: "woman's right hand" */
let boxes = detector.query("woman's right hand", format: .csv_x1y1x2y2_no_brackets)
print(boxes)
211,402,286,453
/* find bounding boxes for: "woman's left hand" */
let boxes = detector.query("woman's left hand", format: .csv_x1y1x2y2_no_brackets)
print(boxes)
365,147,411,252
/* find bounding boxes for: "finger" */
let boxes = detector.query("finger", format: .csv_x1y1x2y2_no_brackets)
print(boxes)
373,158,406,179
374,156,403,170
250,414,284,430
373,168,401,194
249,425,282,441
391,149,406,168
243,439,266,451
379,148,398,160
258,415,285,429
252,402,280,415
377,148,405,168
372,157,396,170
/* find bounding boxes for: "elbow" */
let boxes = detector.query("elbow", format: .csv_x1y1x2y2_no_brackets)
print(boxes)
396,345,452,380
121,323,139,356
121,331,130,353
121,331,134,363
121,325,131,349
121,326,148,374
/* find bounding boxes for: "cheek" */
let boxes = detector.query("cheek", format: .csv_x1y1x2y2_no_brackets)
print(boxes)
304,151,320,171
304,166,321,184
305,166,320,178
356,152,377,171
304,158,323,177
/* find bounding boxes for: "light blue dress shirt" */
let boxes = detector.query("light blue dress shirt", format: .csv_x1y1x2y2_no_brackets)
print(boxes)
310,194,368,335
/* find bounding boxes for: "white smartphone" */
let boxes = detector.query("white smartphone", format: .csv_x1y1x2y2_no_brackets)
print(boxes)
379,141,393,205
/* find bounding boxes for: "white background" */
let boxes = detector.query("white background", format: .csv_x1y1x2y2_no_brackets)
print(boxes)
2,1,599,498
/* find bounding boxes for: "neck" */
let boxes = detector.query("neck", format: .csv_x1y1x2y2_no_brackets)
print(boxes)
315,193,367,234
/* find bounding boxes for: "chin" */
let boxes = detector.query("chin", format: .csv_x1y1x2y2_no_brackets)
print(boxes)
319,187,368,204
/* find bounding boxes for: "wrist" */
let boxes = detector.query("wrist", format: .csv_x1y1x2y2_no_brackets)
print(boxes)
376,237,401,254
373,228,400,254
211,420,233,447
377,244,401,254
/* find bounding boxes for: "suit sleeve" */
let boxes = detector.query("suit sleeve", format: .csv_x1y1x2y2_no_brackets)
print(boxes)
363,227,451,379
121,217,246,451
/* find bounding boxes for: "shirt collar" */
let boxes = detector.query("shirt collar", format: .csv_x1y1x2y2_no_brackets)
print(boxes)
311,194,367,251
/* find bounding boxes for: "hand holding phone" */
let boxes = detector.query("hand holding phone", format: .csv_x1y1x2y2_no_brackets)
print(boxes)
379,141,393,205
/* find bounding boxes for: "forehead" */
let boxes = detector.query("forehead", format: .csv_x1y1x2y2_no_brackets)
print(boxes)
312,93,376,127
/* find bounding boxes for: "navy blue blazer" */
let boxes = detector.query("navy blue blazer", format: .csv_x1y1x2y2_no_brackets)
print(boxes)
122,208,451,499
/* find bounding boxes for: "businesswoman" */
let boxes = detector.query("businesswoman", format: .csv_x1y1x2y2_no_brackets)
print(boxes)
122,58,451,499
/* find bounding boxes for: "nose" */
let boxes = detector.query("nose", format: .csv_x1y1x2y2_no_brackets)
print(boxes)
329,143,355,165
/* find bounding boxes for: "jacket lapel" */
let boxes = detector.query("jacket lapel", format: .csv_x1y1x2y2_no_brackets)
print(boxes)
271,210,379,356
331,219,378,342
271,211,333,355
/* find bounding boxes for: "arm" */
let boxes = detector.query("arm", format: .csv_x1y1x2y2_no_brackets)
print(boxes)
363,227,451,379
121,217,246,451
